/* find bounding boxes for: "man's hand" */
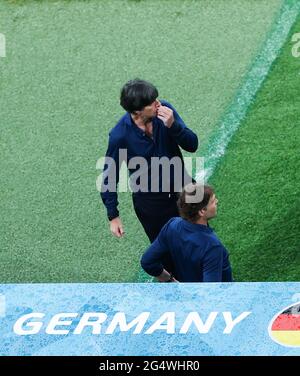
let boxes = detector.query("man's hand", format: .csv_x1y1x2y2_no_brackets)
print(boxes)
157,105,174,128
156,269,179,282
109,217,125,238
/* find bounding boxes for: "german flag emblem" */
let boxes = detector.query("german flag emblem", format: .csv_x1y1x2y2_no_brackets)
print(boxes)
269,302,300,347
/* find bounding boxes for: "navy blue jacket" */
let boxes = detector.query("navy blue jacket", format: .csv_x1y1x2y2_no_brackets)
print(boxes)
141,217,233,282
101,101,198,219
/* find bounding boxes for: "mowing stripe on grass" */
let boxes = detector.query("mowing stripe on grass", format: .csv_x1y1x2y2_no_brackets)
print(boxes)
137,0,300,283
196,0,300,182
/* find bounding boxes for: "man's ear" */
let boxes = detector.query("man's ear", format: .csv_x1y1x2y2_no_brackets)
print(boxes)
198,208,206,218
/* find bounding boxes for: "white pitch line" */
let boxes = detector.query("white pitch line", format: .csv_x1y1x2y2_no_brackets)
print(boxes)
197,0,300,183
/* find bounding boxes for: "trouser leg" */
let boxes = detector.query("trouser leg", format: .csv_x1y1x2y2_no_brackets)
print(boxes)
132,193,179,274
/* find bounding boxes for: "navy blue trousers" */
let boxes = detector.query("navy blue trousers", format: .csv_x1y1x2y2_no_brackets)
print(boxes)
132,192,179,274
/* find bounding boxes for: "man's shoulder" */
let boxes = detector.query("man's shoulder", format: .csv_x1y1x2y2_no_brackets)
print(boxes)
206,235,227,255
109,113,130,142
111,112,130,131
158,217,182,241
203,229,224,246
163,217,182,232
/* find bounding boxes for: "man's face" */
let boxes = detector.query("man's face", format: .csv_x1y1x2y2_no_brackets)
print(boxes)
203,194,218,220
139,99,161,121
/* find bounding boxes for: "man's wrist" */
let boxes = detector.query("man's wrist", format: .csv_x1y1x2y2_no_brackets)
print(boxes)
165,273,174,282
158,272,174,282
108,214,119,221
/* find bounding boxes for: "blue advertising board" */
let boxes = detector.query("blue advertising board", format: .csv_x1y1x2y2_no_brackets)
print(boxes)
0,283,299,356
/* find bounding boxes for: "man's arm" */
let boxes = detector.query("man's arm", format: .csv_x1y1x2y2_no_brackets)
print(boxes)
158,101,198,153
141,238,168,277
100,132,125,237
141,220,176,281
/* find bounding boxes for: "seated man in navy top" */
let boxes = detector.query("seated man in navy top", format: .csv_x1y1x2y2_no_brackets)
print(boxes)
141,183,233,282
101,79,198,259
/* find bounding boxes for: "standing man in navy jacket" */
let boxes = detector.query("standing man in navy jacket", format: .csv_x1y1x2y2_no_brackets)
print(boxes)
141,184,233,282
101,79,198,256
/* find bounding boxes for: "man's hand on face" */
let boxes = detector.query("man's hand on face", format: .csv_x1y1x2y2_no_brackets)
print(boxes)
157,105,174,128
109,217,125,238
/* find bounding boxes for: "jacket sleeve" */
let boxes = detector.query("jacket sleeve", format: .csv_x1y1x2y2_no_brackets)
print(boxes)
164,102,198,153
100,132,124,220
140,222,171,276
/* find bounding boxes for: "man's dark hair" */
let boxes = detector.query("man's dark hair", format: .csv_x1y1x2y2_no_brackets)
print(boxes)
120,79,159,113
177,183,214,223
